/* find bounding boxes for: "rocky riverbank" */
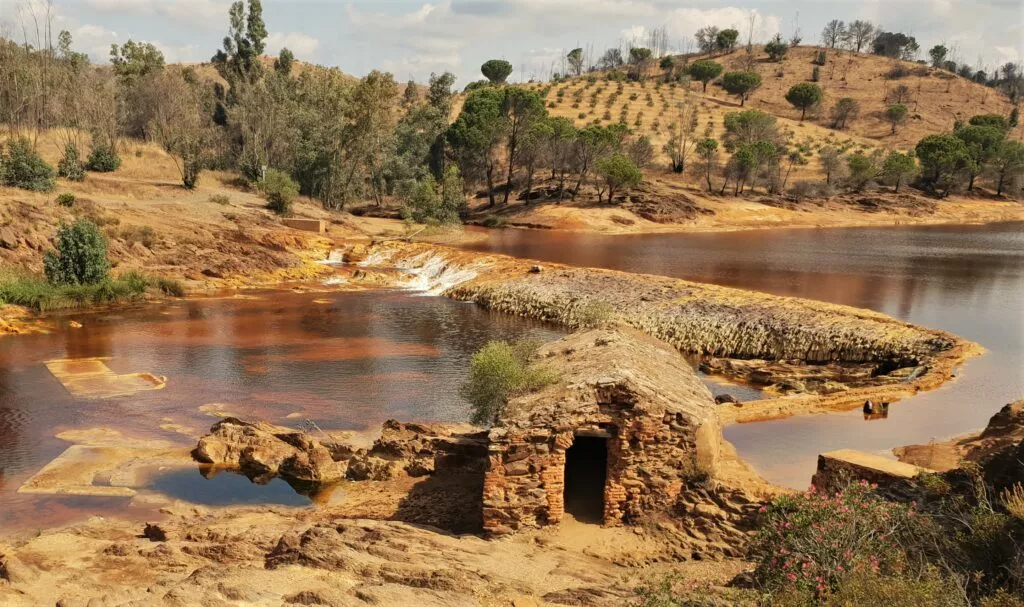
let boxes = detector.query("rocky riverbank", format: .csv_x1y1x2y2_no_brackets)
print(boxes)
349,240,979,422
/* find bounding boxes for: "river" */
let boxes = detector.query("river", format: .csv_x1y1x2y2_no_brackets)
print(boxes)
463,221,1024,488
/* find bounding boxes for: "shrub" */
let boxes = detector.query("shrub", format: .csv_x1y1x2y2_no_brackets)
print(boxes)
0,271,148,312
261,168,300,214
811,66,820,82
789,180,835,201
182,154,201,189
460,340,557,426
814,50,827,66
1,138,56,192
156,277,185,297
86,144,121,172
400,168,465,225
749,481,924,598
56,192,76,207
57,143,86,181
43,219,110,286
208,194,231,205
481,214,508,228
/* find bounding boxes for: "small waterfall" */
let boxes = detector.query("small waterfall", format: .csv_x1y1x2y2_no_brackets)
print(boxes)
394,252,484,296
357,250,394,268
318,250,345,264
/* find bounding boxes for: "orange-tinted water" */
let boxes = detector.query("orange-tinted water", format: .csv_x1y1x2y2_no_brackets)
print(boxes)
465,221,1024,488
0,289,562,531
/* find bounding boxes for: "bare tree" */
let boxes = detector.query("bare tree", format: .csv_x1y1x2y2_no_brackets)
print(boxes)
821,20,845,49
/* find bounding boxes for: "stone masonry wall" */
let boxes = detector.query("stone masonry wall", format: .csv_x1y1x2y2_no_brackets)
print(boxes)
483,407,707,535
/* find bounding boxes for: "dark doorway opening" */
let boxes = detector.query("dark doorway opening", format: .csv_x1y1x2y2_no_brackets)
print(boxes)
564,435,608,523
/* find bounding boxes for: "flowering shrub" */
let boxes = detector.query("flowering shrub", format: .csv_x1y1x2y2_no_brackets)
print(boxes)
749,481,922,598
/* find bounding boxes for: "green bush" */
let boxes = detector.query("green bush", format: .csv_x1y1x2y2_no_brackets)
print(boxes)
261,168,300,215
43,219,110,286
0,271,149,312
1,138,56,192
56,192,76,207
57,143,86,181
182,153,201,189
85,144,121,172
460,339,557,426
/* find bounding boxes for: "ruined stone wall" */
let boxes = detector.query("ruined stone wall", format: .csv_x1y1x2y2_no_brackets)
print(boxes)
483,408,713,535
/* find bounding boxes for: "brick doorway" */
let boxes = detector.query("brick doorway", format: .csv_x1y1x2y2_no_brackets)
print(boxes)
563,435,608,523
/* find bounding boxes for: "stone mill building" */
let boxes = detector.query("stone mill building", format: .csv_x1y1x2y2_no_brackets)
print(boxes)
481,329,722,535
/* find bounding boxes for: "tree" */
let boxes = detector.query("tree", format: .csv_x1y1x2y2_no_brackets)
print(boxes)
846,151,880,191
543,117,577,198
57,143,86,181
211,0,267,84
723,109,779,150
916,133,971,195
572,124,626,199
499,88,546,205
821,20,845,49
628,47,653,80
109,40,165,85
274,47,294,76
716,29,740,53
785,83,823,121
595,153,642,203
148,68,217,189
481,59,513,85
722,71,761,106
885,104,908,135
627,136,654,169
819,146,844,185
459,340,554,426
844,20,876,53
764,34,788,62
43,220,110,286
968,114,1010,132
567,48,584,76
659,56,675,80
694,138,719,192
598,48,623,69
344,70,400,205
873,32,919,60
688,60,723,92
928,45,948,68
955,124,1006,190
695,26,721,55
830,97,860,129
663,101,697,172
447,88,506,207
880,151,917,193
992,140,1024,195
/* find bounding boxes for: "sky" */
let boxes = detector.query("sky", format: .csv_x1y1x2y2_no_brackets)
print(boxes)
1,0,1022,86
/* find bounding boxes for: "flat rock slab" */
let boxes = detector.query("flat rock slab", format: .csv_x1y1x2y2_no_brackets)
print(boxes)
18,430,191,498
820,449,926,478
45,357,166,399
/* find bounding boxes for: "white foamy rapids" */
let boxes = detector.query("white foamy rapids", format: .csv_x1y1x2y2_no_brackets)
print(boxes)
394,252,484,296
321,276,348,286
357,250,394,268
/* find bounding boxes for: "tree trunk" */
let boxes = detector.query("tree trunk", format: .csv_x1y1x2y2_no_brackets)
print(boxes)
705,167,713,192
894,177,901,193
997,172,1005,195
486,162,496,208
524,164,535,204
968,173,976,191
800,107,806,121
740,95,746,107
502,138,518,206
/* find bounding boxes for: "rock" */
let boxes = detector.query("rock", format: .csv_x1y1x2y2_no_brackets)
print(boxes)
714,394,738,405
0,228,19,250
143,523,169,542
193,418,346,486
0,552,36,583
529,265,543,274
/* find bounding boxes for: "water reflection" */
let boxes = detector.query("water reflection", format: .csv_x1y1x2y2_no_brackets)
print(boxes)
0,290,563,530
465,222,1024,488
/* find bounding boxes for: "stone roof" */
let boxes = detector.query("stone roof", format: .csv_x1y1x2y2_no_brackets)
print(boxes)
496,328,716,433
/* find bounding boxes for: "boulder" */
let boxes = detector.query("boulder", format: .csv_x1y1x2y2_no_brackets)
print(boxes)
193,418,346,485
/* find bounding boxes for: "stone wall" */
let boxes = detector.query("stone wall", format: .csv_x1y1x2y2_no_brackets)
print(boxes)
811,449,927,500
481,330,722,536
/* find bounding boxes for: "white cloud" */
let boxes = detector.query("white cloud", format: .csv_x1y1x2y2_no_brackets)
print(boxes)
265,32,320,59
